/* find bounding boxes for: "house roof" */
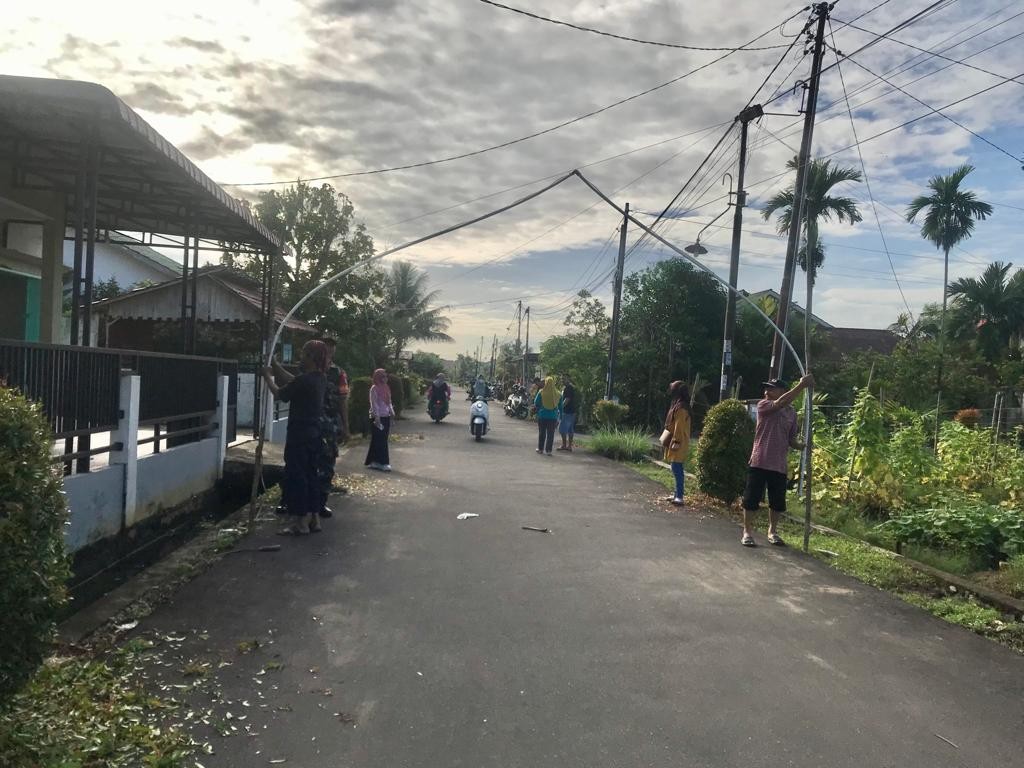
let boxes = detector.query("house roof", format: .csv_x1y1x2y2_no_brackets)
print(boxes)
741,289,834,329
92,266,315,333
110,231,181,276
0,76,280,252
824,327,899,356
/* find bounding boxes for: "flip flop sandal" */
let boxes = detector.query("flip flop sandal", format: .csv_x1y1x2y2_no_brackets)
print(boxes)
741,534,756,547
767,533,786,546
277,526,309,537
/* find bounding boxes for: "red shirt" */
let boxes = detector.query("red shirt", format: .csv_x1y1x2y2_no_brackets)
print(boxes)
749,398,799,475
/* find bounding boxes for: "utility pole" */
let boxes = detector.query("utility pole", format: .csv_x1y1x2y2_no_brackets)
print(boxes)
769,2,830,380
605,202,629,400
489,334,497,379
720,104,763,402
522,307,531,384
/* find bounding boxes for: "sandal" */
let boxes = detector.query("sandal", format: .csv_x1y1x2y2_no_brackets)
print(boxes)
278,525,309,537
767,532,785,546
741,533,756,547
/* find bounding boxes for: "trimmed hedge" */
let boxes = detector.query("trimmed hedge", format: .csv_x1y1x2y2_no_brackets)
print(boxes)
592,399,630,428
348,377,372,436
695,399,755,505
0,387,69,705
387,374,405,418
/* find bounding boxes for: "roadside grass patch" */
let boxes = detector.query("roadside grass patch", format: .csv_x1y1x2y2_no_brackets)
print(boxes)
582,427,652,462
629,461,674,492
0,641,200,767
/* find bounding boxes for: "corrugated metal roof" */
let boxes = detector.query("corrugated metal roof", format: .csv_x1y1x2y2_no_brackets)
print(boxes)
0,76,281,252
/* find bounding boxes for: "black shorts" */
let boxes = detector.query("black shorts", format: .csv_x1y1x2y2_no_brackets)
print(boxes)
743,467,788,512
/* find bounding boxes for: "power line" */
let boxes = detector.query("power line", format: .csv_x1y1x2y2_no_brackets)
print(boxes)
474,0,792,51
833,17,1024,86
221,10,801,187
829,44,1024,164
375,121,730,231
829,23,915,319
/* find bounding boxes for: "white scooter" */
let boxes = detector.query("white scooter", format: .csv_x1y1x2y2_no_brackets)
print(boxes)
470,396,489,441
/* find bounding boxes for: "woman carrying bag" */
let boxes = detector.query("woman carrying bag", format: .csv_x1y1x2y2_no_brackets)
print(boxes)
661,381,692,506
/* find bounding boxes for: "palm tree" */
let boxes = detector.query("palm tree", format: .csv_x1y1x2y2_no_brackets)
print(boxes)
947,261,1024,360
383,261,453,363
905,164,993,435
762,156,863,281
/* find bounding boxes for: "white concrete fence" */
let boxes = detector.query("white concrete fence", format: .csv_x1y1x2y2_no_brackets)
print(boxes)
62,373,231,553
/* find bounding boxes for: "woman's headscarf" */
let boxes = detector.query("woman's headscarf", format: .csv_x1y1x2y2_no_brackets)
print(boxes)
303,339,329,373
540,376,559,410
372,368,392,406
665,380,691,429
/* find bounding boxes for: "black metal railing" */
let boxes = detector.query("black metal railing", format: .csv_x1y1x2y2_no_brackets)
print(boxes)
0,339,239,472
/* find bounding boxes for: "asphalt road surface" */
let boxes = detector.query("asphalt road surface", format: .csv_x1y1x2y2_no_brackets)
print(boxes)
144,399,1023,767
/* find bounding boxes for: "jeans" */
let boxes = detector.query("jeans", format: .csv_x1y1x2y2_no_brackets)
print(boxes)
537,418,557,453
671,461,685,500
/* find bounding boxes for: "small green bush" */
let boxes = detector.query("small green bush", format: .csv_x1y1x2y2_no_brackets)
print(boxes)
387,373,405,418
585,427,651,462
0,387,70,705
348,377,372,436
592,399,629,428
695,398,755,505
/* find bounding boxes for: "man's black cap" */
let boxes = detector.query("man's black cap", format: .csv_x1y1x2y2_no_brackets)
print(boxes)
762,378,788,390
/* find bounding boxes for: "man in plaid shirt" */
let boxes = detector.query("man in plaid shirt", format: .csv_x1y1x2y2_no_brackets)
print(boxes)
741,374,813,547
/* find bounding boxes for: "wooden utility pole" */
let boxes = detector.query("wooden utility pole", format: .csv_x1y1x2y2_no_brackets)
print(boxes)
523,307,531,383
605,202,629,400
720,104,762,401
770,3,830,380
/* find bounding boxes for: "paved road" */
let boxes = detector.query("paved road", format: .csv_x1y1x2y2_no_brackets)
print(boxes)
145,400,1023,767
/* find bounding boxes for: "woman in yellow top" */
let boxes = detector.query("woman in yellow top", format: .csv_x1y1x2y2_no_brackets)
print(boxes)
663,380,692,506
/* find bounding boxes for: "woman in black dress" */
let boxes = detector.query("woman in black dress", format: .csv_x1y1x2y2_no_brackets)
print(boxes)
262,340,329,535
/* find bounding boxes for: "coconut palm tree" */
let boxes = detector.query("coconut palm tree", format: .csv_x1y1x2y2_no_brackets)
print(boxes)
905,164,993,435
383,260,453,364
947,261,1024,360
762,156,863,281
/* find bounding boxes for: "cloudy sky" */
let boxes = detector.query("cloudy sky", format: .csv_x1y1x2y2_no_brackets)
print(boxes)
4,0,1023,359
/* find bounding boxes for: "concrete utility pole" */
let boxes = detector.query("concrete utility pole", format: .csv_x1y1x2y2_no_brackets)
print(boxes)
720,104,763,402
605,202,629,400
489,334,497,379
769,2,830,380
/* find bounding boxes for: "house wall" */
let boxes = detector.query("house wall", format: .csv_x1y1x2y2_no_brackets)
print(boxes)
61,239,180,289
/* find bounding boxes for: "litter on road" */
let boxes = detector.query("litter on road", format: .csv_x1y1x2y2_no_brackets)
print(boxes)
522,526,551,534
457,513,480,520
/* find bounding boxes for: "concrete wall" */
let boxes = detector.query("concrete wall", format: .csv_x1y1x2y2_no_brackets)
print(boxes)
64,465,125,551
238,372,255,428
134,438,220,526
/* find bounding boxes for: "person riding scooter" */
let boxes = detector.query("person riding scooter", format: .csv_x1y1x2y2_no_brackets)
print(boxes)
427,373,451,422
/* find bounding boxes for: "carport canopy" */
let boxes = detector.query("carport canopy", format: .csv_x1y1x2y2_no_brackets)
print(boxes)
0,75,280,252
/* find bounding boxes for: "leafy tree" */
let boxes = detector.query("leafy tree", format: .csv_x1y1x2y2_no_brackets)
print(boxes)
947,261,1024,361
906,164,993,427
382,261,453,363
616,259,725,427
224,181,383,372
762,157,863,279
409,350,446,380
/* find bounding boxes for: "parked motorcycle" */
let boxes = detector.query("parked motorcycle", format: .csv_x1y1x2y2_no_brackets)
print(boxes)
470,396,489,441
504,385,528,419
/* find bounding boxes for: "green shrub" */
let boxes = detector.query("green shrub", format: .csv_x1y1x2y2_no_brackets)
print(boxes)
585,427,651,462
592,399,629,428
0,387,70,705
348,377,372,436
880,499,1024,568
695,399,755,505
387,373,405,418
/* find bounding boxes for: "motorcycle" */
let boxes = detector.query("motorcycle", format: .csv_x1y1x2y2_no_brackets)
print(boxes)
470,396,489,441
427,396,449,423
504,385,529,419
